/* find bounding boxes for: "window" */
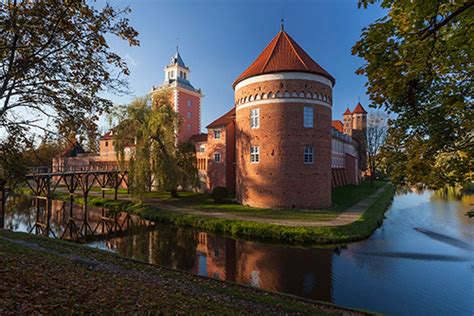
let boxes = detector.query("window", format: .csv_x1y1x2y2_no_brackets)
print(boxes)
304,107,314,128
214,130,221,139
250,146,260,163
105,141,108,147
304,146,314,164
187,100,192,108
187,112,192,119
180,71,183,78
214,152,221,163
187,124,191,130
184,72,187,80
250,108,260,129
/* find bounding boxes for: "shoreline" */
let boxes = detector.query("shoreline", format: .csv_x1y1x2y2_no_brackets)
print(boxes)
16,182,396,245
0,229,377,315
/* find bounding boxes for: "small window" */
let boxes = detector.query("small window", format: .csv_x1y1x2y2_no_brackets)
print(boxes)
171,70,174,78
187,100,192,108
304,107,314,128
180,71,183,78
250,146,260,163
250,108,260,129
184,72,187,80
187,124,191,130
304,146,314,164
105,141,108,147
214,152,221,162
187,112,192,119
214,130,221,139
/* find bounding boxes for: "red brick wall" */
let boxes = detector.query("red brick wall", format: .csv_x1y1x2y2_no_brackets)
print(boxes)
225,121,236,193
177,91,201,143
345,154,358,185
235,77,332,209
207,127,227,190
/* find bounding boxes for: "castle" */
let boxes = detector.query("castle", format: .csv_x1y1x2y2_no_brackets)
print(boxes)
56,28,367,209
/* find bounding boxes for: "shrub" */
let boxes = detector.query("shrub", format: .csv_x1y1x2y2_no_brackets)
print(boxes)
211,186,229,203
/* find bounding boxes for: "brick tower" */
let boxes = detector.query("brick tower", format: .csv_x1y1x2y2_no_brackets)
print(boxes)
152,48,203,142
233,27,335,209
351,102,367,172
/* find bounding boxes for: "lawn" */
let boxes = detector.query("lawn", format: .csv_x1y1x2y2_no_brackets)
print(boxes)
137,180,387,222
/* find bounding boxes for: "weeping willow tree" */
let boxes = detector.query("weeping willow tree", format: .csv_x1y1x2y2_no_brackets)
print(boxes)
112,91,199,200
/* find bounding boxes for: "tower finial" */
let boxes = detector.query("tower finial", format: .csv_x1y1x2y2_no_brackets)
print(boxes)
280,18,284,31
176,37,179,53
358,96,360,103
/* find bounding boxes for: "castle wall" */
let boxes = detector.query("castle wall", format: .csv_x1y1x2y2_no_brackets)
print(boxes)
235,74,332,209
176,90,201,142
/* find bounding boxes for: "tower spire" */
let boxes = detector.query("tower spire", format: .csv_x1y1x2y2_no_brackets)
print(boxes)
176,37,179,54
280,18,284,31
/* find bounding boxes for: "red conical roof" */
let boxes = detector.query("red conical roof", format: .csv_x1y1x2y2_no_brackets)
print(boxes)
353,102,367,114
233,30,335,88
343,108,352,115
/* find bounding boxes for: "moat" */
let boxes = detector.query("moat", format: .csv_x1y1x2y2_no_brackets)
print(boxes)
4,189,473,315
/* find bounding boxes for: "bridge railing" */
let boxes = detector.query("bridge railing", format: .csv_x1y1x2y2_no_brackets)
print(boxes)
27,164,126,175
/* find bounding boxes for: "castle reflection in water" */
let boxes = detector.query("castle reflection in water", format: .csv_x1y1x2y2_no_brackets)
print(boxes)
106,227,333,302
6,196,333,301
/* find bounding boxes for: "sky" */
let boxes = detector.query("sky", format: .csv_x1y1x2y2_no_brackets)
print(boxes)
102,0,386,132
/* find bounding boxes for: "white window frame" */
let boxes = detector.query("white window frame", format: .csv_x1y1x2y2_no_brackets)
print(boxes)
214,129,221,139
304,146,314,164
214,152,221,163
250,146,260,163
250,108,260,129
304,107,314,128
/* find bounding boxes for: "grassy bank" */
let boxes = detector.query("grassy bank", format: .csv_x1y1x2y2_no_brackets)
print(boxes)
0,230,373,315
23,181,396,245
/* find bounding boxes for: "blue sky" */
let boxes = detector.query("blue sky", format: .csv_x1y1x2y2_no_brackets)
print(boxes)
103,0,385,132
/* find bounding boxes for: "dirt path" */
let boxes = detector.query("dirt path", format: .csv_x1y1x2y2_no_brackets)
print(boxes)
59,184,389,227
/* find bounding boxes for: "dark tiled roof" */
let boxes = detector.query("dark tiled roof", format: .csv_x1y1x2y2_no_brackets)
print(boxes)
343,107,352,115
206,108,235,129
189,133,208,143
331,120,344,133
233,30,335,87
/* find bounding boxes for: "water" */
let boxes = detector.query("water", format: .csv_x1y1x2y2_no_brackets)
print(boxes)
4,190,474,315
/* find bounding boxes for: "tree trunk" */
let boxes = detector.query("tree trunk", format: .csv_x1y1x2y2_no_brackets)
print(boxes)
170,189,179,198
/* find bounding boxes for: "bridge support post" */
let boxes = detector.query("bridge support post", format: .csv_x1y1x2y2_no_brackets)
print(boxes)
0,179,6,229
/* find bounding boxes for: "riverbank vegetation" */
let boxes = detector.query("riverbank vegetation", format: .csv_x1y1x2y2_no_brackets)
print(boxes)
0,229,369,315
19,181,395,245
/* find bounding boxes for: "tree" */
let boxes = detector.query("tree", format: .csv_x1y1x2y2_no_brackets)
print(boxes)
112,92,199,200
366,111,387,185
353,0,473,189
0,0,139,178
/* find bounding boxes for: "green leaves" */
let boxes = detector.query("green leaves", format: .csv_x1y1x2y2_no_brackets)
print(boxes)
113,93,199,200
354,0,473,189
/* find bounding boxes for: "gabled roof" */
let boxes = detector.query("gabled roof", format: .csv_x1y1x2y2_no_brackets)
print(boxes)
343,108,352,115
189,133,208,143
206,108,236,129
331,120,344,133
353,102,367,114
233,30,335,87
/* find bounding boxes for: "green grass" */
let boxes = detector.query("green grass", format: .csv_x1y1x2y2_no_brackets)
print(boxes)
16,180,394,245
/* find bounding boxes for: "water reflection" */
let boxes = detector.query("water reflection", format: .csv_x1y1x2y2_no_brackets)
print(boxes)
5,189,474,315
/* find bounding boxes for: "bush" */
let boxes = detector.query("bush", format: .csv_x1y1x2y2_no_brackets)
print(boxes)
211,186,229,203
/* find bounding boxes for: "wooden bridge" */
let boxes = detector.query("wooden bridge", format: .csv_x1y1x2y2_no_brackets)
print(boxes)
0,165,135,241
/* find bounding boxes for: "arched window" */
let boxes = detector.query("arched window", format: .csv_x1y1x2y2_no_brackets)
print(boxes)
255,94,261,100
291,91,298,97
244,96,248,103
268,92,273,98
323,95,327,101
249,95,253,102
306,92,313,98
262,93,267,99
283,91,291,98
275,91,281,98
299,91,305,98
